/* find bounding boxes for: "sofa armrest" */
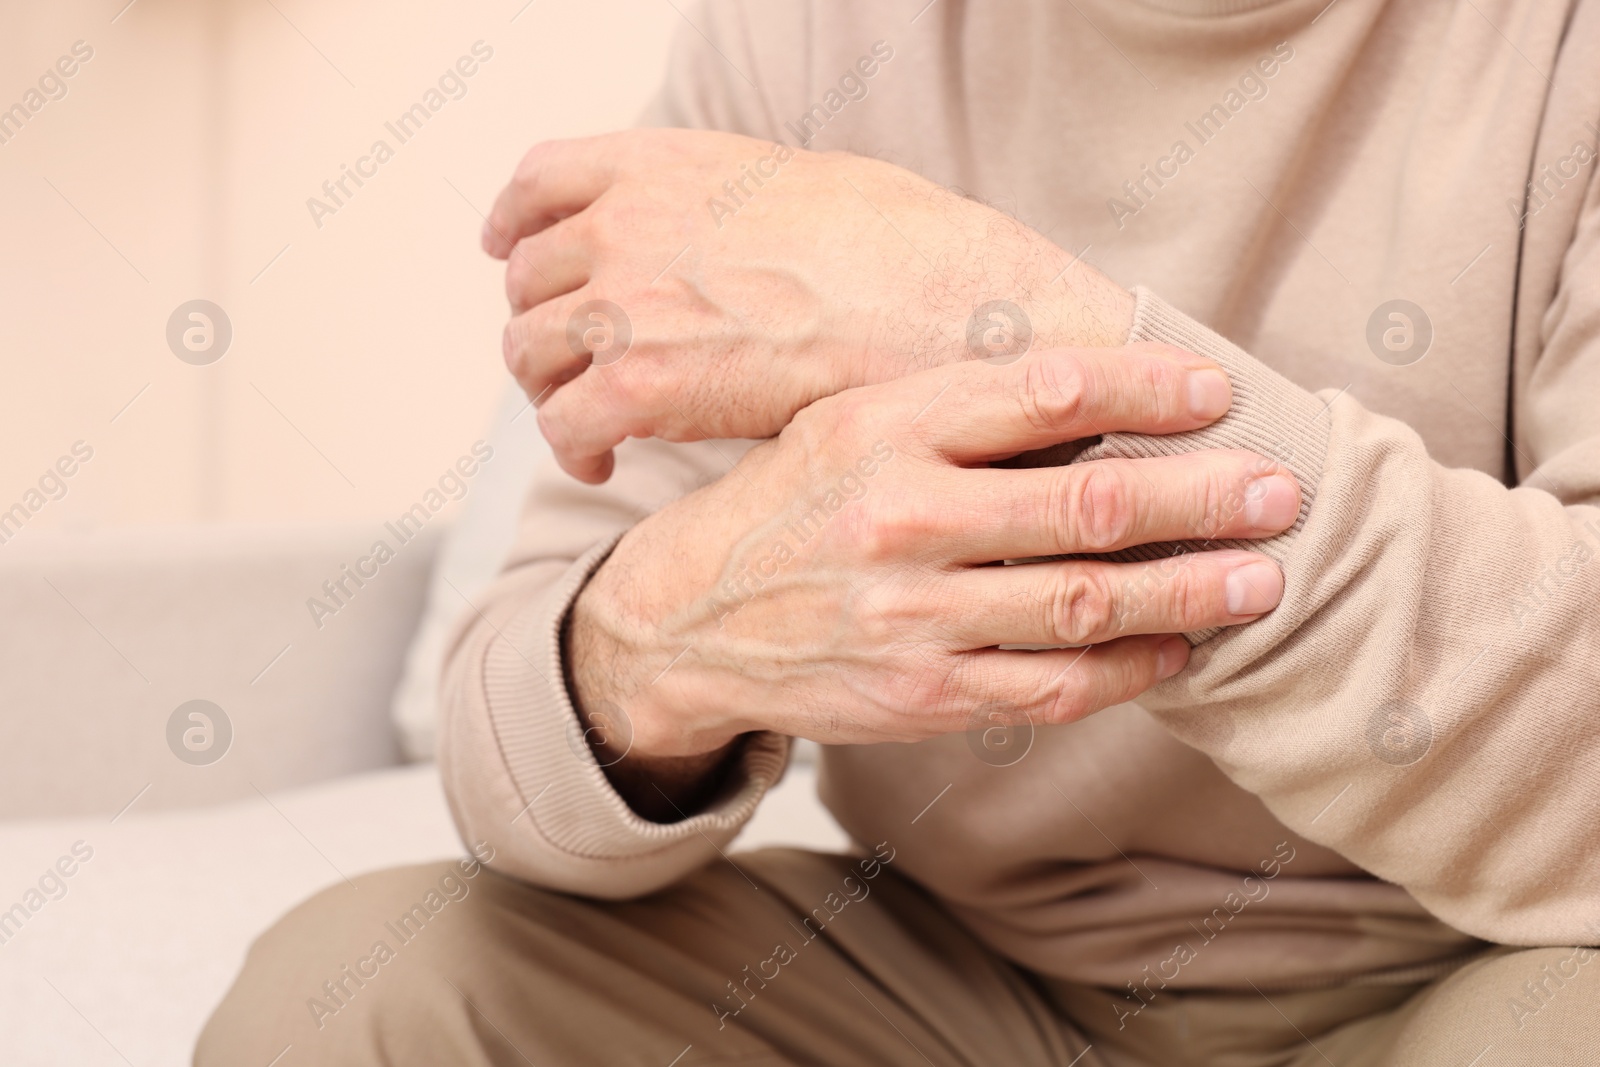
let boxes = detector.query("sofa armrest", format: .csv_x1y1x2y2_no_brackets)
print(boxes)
0,523,438,818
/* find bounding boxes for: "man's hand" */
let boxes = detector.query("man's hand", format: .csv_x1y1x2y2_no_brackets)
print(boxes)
566,344,1299,783
484,128,1134,483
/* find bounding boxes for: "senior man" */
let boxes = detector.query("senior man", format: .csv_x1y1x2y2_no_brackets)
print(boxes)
201,1,1600,1064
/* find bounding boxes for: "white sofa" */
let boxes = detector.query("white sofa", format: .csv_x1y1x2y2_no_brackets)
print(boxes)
0,523,844,1066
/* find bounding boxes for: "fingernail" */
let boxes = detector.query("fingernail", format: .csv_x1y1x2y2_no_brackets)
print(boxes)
1156,636,1189,680
1186,369,1231,420
1226,559,1284,616
1243,474,1299,530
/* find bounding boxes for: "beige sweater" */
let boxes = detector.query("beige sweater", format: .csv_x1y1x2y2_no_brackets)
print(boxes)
440,0,1600,993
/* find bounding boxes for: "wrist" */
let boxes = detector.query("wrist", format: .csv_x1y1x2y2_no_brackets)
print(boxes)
565,574,748,823
567,553,741,762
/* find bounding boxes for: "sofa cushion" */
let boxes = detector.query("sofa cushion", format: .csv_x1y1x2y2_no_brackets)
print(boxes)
0,523,438,819
0,760,844,1064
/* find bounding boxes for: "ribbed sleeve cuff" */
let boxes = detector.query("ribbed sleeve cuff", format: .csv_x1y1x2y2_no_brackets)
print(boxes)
1075,287,1334,642
482,532,791,861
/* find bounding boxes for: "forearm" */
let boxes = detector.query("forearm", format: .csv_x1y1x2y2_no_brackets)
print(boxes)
854,239,1138,389
1035,260,1138,351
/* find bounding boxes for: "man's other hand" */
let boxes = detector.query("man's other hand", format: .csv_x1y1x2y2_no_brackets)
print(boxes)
484,129,1134,482
567,344,1298,773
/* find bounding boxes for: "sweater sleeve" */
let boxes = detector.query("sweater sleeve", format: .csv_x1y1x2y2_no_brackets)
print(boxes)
437,434,792,899
437,1,803,899
1075,286,1600,947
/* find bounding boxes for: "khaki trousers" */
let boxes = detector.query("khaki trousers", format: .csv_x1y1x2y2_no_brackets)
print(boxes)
196,850,1600,1067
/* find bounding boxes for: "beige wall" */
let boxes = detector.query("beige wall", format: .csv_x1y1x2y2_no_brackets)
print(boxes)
0,0,678,530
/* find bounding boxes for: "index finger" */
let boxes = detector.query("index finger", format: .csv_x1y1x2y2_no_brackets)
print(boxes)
482,135,623,258
910,344,1232,462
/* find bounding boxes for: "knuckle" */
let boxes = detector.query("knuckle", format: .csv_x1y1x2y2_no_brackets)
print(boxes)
1040,679,1094,726
1195,461,1239,539
1130,351,1187,423
1111,568,1158,631
1060,463,1136,552
534,402,571,455
1136,554,1214,630
850,494,926,563
589,184,651,253
888,657,962,719
1158,562,1207,629
513,140,557,188
845,582,911,647
501,320,525,374
795,390,866,444
780,398,833,455
594,373,662,443
504,249,537,306
1044,568,1117,645
610,129,650,164
601,364,647,408
580,203,619,255
1017,356,1088,433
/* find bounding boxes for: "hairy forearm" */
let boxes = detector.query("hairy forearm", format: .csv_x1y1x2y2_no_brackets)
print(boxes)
1065,264,1137,347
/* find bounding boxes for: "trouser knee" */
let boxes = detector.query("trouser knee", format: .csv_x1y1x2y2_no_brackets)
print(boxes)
1381,945,1600,1066
196,859,511,1066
